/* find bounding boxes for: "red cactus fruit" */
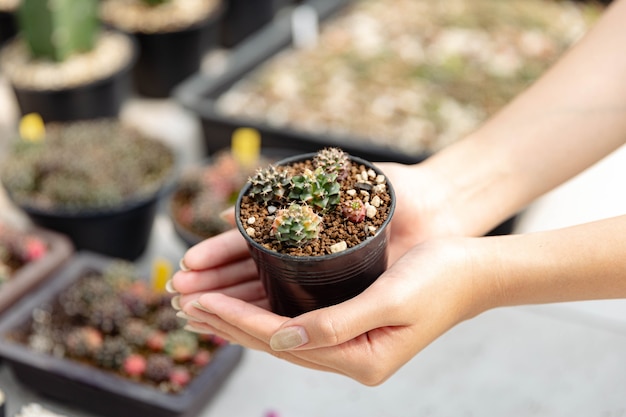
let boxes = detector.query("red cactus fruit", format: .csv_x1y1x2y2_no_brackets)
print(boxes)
123,353,147,377
146,329,167,352
169,366,191,387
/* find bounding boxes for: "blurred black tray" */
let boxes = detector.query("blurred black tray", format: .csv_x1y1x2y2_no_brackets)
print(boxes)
174,0,427,165
0,252,244,417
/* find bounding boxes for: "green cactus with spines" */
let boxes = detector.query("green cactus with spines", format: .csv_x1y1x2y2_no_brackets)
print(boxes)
248,165,291,205
271,203,323,247
288,167,341,211
18,0,99,62
314,147,350,181
165,329,199,362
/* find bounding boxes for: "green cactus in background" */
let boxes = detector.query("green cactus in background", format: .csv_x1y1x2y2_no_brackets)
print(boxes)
248,165,292,205
289,167,341,211
271,203,323,247
314,147,350,181
18,0,99,62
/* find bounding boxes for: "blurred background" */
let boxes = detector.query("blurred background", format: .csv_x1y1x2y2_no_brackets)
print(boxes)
1,0,626,416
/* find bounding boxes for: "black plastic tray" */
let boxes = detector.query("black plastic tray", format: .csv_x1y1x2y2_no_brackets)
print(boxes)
174,0,427,165
0,252,244,417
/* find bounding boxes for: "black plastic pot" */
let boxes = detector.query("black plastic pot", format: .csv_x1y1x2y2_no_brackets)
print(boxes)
0,10,17,47
0,252,244,417
235,153,396,317
220,0,275,48
131,6,224,98
10,33,137,123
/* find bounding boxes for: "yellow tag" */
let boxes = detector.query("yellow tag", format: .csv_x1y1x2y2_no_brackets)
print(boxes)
19,113,46,142
231,127,261,167
151,258,172,293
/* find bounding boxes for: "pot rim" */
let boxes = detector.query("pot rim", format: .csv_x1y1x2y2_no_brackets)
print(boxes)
235,152,396,262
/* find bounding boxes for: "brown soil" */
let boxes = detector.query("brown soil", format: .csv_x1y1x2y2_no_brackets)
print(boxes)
239,158,392,257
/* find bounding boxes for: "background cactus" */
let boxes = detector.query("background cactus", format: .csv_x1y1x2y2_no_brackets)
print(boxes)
271,203,323,247
18,0,99,62
288,167,341,211
141,0,170,5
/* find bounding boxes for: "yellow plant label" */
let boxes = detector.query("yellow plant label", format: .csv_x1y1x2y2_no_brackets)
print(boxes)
151,258,172,293
231,127,261,167
19,113,46,142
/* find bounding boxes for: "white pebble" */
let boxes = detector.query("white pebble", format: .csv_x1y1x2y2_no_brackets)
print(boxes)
375,174,386,184
368,225,377,234
330,241,348,253
247,217,256,225
373,184,386,194
246,227,256,237
366,205,377,218
371,195,381,207
347,189,357,196
267,206,277,214
368,169,376,178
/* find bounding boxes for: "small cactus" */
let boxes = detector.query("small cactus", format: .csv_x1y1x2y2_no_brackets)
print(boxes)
145,354,174,383
95,336,131,369
120,318,151,347
88,297,131,334
18,0,99,62
341,199,366,223
288,167,341,211
271,203,323,246
247,165,291,205
165,329,199,362
314,147,350,181
123,353,147,377
64,326,103,358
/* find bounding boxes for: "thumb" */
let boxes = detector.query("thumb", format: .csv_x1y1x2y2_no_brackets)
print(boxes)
269,278,406,351
219,206,236,226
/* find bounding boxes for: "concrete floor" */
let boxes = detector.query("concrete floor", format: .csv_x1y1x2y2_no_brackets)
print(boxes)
1,72,626,417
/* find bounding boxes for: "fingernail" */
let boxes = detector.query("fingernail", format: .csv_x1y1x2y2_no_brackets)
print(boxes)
270,326,309,351
176,311,199,321
171,295,181,310
219,207,234,222
165,280,177,294
184,324,214,335
179,258,191,272
192,300,212,314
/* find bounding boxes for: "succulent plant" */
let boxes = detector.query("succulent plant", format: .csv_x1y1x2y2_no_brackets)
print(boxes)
0,223,48,282
120,318,151,347
144,353,174,383
95,336,131,369
18,0,99,62
60,275,114,318
341,198,366,223
165,329,199,362
314,147,350,181
64,326,103,358
123,353,147,377
153,305,182,332
288,167,341,211
271,203,323,247
247,165,292,205
88,297,131,334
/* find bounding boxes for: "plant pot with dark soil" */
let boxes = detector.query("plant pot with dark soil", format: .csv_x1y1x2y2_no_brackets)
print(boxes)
0,0,137,122
169,150,276,247
0,222,73,315
0,252,243,417
235,147,395,317
0,0,18,46
0,119,177,260
100,0,224,98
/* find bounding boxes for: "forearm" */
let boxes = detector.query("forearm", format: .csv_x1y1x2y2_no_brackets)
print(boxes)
473,214,626,311
422,0,626,236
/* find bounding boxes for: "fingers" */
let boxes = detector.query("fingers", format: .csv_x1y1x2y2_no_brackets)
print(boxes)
181,228,250,271
172,257,258,294
177,279,268,308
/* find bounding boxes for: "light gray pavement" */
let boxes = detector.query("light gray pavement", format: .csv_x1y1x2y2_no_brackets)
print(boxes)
1,74,626,417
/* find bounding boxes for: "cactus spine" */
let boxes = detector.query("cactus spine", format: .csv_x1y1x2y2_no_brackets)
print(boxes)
248,165,291,205
18,0,99,62
289,167,341,211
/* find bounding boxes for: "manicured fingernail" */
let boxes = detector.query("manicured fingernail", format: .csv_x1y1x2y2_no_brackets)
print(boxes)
171,295,181,310
176,311,199,321
165,280,177,294
184,324,214,335
179,258,191,272
219,207,234,222
192,300,212,314
270,326,309,351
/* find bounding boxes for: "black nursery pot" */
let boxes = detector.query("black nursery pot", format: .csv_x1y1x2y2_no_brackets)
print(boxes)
132,9,223,98
11,43,137,123
16,186,172,261
235,153,396,317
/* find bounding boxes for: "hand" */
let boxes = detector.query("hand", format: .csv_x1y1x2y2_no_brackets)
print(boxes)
177,237,485,385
